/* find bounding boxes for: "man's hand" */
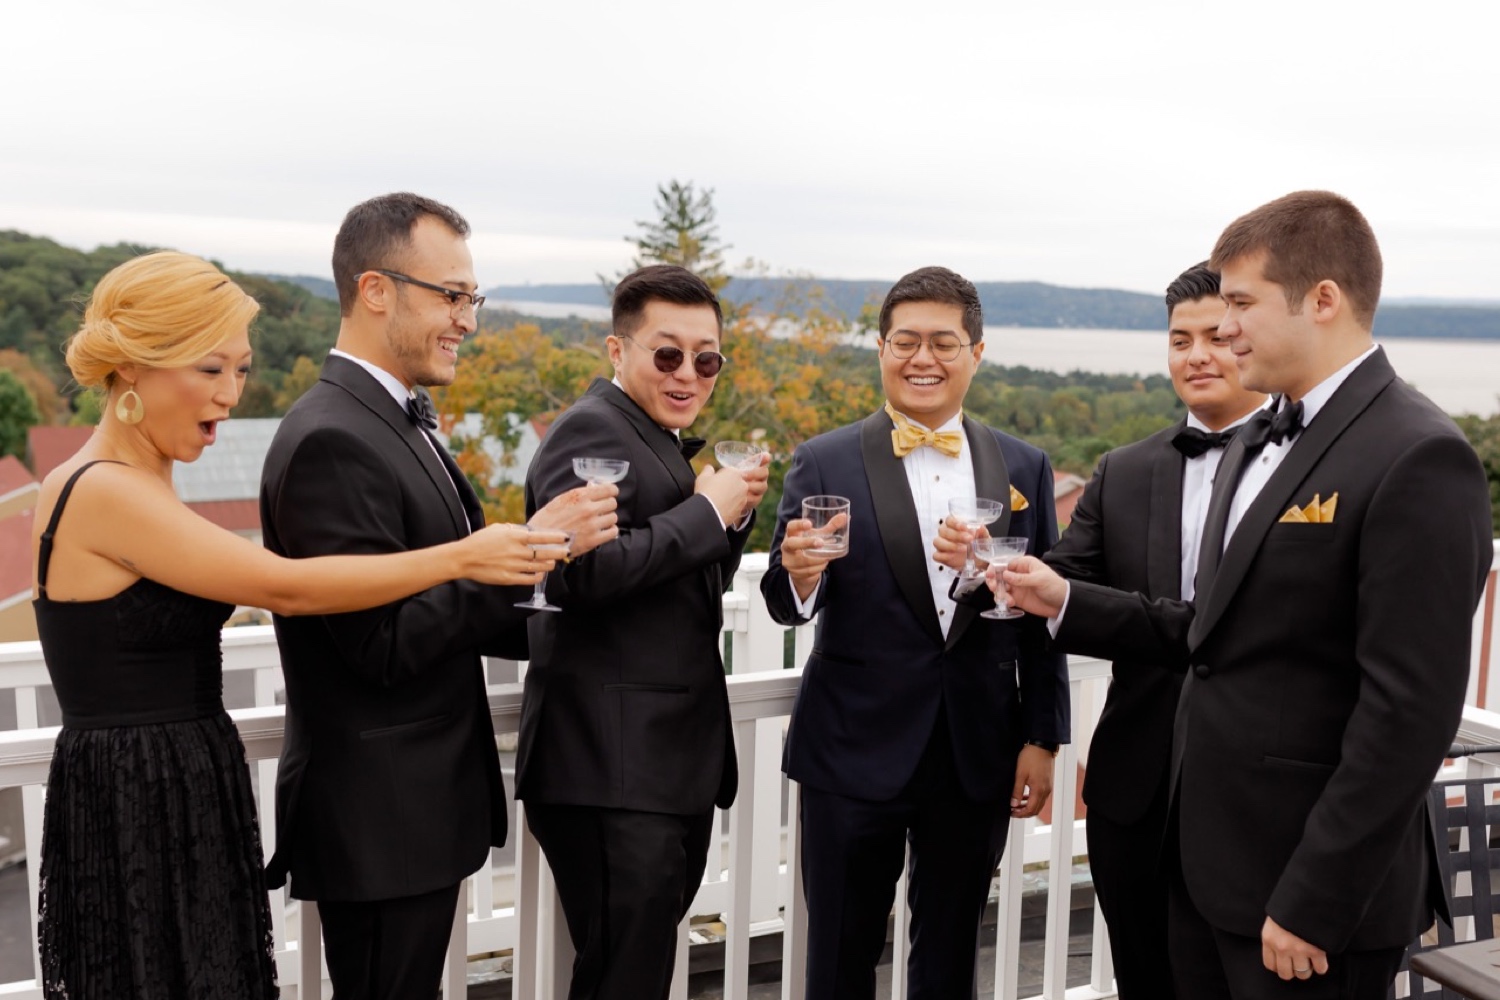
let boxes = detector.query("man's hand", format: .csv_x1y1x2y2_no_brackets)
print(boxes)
736,452,772,523
530,483,620,556
1011,744,1056,818
933,515,978,574
694,465,750,525
992,555,1068,618
1262,916,1328,981
780,517,848,602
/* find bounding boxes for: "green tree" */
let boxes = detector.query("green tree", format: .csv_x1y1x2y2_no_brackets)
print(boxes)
276,355,322,412
0,369,41,458
606,180,732,298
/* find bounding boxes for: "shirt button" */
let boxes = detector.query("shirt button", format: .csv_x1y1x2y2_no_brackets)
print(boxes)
939,609,946,616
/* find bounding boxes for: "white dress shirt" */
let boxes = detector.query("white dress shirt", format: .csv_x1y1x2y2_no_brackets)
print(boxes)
793,409,975,638
1180,406,1266,600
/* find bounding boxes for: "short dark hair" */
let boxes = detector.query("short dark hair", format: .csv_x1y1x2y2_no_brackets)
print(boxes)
611,265,723,337
878,266,984,344
1209,190,1382,329
332,192,471,316
1165,262,1221,320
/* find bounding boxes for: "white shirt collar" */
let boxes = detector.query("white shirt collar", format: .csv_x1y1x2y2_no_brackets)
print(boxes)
1294,344,1378,426
330,348,414,406
1184,398,1271,435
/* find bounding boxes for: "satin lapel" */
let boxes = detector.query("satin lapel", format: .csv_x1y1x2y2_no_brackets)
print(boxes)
1191,351,1396,644
946,420,1010,650
321,356,470,538
1146,428,1186,601
860,410,943,643
590,379,697,499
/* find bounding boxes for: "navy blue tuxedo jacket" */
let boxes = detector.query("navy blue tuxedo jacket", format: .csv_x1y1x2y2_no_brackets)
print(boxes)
761,408,1070,804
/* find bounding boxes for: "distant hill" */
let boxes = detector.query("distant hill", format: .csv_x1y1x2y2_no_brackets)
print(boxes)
483,278,1500,340
261,273,338,302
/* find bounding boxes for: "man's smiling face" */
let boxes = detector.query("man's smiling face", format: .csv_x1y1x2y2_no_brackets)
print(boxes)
878,300,984,427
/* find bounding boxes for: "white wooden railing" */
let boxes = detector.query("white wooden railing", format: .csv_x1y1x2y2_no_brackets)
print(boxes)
0,544,1495,999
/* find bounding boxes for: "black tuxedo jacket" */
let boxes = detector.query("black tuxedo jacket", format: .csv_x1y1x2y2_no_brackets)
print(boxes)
515,379,748,815
1044,421,1186,825
1057,350,1493,952
260,355,531,902
760,409,1070,804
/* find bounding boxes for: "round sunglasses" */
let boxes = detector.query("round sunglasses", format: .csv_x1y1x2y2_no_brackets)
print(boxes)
621,336,728,378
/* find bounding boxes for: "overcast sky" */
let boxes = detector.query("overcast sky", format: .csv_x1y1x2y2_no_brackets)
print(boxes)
3,0,1496,299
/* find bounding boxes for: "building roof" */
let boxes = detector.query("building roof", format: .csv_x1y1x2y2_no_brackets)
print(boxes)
172,419,281,502
28,426,91,480
191,499,262,533
1053,470,1087,498
0,509,34,601
0,456,37,500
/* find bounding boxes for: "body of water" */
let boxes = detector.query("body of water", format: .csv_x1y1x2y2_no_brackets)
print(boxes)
488,303,1499,417
985,327,1499,417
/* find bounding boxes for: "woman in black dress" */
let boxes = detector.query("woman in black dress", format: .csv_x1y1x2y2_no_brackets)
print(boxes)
30,251,616,999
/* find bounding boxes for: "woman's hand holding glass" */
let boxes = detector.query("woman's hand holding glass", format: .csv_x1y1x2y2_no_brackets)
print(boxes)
529,482,620,557
462,523,566,587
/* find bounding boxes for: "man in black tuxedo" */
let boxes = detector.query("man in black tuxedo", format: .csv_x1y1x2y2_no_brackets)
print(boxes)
1002,191,1494,999
760,267,1071,999
260,192,618,1000
1044,262,1266,1000
517,264,769,1000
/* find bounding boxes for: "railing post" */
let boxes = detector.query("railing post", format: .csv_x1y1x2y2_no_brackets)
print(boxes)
16,685,43,984
781,779,807,1000
992,817,1024,1000
732,555,791,928
1041,746,1076,1000
723,717,759,1000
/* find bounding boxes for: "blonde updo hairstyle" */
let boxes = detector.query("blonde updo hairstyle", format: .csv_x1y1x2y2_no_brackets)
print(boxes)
66,251,260,392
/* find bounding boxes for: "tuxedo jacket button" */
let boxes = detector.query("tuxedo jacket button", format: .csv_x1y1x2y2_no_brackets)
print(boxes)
1194,663,1211,679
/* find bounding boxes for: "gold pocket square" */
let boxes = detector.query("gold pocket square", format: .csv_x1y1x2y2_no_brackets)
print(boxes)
1010,485,1029,511
1279,492,1338,524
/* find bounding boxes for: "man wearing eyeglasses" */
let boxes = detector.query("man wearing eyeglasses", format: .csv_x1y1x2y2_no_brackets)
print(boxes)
761,266,1070,998
518,264,769,1000
260,192,619,1000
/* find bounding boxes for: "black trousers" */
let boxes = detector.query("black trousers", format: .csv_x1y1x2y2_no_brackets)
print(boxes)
1087,778,1177,1000
799,709,1010,1000
318,881,462,1000
525,802,714,1000
1168,857,1404,1000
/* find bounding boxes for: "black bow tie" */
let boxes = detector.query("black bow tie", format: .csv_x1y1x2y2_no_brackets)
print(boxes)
1239,398,1304,452
679,436,706,461
406,390,438,432
1172,425,1237,459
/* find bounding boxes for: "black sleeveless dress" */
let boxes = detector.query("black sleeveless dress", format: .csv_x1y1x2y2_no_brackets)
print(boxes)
32,462,278,999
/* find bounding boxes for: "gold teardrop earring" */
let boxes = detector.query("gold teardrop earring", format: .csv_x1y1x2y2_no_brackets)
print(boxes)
115,385,145,425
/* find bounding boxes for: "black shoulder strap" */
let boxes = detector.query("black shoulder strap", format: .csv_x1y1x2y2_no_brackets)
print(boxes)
36,460,126,594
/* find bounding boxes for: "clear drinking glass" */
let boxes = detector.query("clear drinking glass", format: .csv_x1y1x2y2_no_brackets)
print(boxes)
973,535,1030,619
514,528,574,613
713,440,767,471
572,457,630,485
948,497,1005,578
802,495,851,557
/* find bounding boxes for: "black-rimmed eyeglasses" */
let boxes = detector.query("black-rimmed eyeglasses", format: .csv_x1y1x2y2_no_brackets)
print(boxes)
882,333,974,362
622,336,728,378
362,269,486,314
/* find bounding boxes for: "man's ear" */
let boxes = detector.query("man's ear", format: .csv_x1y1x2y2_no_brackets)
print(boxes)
1310,279,1343,324
605,335,623,369
358,271,392,315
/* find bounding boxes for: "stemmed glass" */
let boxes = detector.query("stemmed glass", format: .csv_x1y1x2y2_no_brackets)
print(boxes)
515,529,574,613
974,535,1030,619
714,441,767,471
948,497,1005,578
573,457,630,486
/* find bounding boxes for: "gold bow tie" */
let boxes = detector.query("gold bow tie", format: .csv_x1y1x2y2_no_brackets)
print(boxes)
886,402,963,458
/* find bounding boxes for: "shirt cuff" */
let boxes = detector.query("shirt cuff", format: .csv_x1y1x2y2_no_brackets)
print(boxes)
1047,581,1072,639
791,576,821,618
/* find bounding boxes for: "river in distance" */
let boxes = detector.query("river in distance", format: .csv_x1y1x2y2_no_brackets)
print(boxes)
494,301,1499,417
